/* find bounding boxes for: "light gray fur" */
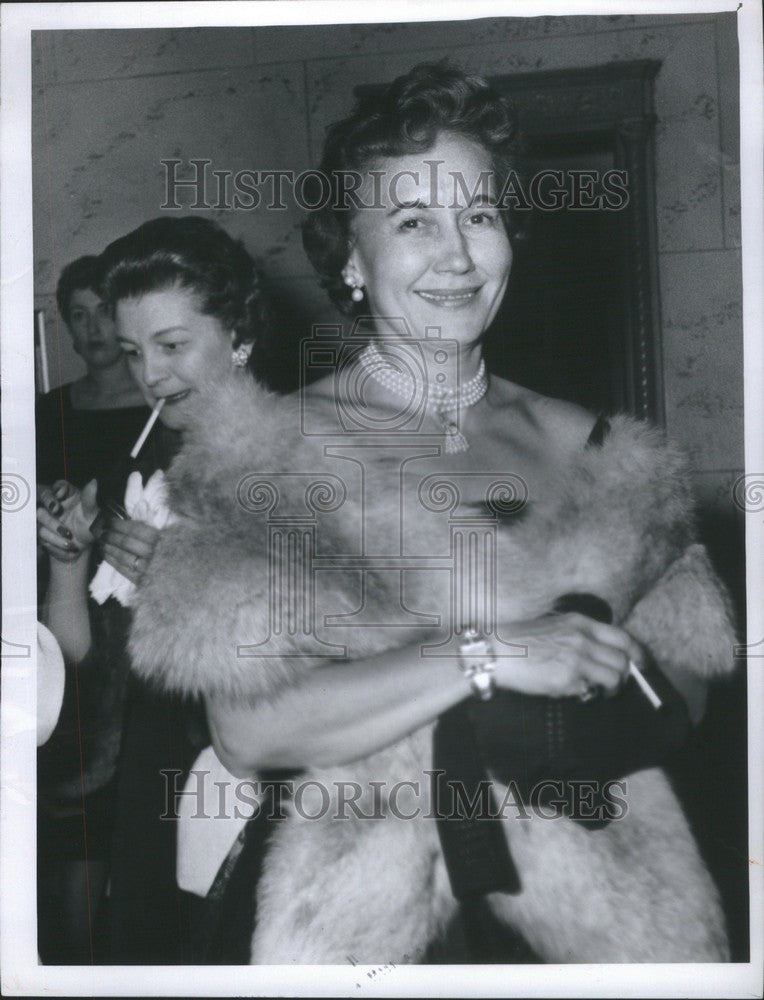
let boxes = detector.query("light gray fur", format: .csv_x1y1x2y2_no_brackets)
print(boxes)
129,377,736,963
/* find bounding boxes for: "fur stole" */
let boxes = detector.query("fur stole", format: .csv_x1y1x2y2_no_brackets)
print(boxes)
129,377,736,963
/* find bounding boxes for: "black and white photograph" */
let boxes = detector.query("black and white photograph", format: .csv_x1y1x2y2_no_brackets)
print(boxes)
1,1,762,996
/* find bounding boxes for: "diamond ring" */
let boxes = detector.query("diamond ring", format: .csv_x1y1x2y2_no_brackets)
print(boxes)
578,683,601,704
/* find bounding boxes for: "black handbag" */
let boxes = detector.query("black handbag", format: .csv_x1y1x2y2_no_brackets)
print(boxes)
433,593,691,902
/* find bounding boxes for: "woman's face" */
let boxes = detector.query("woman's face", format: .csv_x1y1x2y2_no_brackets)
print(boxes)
67,288,123,370
346,131,512,346
115,284,237,431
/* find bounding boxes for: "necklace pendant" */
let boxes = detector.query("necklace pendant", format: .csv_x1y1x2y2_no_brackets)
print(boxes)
357,342,487,456
443,420,470,454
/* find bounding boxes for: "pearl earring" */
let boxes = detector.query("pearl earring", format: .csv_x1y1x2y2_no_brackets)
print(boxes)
231,344,252,368
343,272,364,303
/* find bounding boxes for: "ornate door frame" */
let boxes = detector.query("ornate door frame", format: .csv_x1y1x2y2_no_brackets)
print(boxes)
490,61,664,423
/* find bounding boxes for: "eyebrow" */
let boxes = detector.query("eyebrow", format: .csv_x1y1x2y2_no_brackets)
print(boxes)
387,199,428,217
386,194,496,217
454,193,497,211
117,326,188,343
466,193,495,207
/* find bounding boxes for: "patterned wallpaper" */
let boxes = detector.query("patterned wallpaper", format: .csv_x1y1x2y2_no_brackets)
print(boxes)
31,14,743,522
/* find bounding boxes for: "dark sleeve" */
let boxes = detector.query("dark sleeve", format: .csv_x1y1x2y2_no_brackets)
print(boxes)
35,387,67,486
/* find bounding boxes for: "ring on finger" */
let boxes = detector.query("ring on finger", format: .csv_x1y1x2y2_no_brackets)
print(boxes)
578,682,601,704
132,553,141,571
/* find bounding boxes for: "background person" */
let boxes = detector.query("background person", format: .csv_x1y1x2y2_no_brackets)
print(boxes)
36,255,149,491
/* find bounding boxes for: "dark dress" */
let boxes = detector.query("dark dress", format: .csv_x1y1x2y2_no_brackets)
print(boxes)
108,675,209,964
36,400,157,842
35,382,149,491
36,384,152,962
94,424,212,964
35,394,159,840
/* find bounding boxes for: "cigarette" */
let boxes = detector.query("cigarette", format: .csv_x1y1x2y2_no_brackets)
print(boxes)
130,398,165,459
629,660,663,710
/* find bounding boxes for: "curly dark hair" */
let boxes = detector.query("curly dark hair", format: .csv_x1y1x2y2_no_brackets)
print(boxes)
302,61,522,314
56,255,103,326
100,217,271,356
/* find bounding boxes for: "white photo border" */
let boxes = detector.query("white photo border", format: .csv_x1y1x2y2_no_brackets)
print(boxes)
1,1,761,996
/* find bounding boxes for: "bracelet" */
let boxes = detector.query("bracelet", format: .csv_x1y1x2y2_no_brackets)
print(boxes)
457,629,497,701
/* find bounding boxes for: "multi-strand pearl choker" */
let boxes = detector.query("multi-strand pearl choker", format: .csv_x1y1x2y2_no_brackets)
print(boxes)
357,341,489,453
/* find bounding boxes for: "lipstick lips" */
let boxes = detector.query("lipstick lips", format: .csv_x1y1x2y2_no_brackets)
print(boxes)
158,389,191,405
414,286,482,307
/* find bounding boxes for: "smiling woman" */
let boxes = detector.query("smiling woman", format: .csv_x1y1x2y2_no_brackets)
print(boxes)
35,216,273,964
114,288,244,430
344,132,512,349
101,216,268,433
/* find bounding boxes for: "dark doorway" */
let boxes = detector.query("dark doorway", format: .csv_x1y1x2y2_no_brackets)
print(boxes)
484,144,626,415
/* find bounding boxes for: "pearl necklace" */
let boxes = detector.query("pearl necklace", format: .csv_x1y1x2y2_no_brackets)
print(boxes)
358,341,488,453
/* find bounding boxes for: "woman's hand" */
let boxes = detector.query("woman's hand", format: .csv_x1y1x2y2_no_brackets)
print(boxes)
102,519,161,585
493,612,644,700
37,480,98,563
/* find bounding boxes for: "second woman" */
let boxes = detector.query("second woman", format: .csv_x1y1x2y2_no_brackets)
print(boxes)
37,215,271,963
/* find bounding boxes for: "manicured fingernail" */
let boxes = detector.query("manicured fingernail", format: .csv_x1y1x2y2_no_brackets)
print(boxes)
57,525,73,540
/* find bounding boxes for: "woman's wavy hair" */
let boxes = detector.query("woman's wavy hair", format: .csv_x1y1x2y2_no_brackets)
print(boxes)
302,61,523,314
100,217,271,360
56,255,103,326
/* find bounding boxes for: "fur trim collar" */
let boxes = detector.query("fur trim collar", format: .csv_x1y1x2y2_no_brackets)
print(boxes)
127,376,735,963
129,376,732,700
